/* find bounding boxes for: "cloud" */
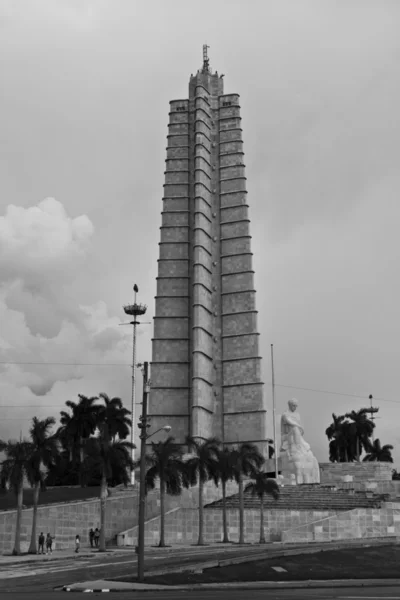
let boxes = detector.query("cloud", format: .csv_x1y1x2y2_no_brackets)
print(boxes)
0,199,131,417
0,197,94,337
0,197,93,286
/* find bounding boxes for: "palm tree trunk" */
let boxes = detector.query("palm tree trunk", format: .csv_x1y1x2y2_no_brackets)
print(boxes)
99,471,107,552
356,436,360,461
238,475,245,544
158,480,166,547
79,438,85,487
13,483,24,555
222,480,229,543
344,447,348,462
259,496,265,543
28,481,40,554
197,479,205,545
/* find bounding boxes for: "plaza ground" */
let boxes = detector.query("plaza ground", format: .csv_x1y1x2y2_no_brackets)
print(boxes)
137,544,400,585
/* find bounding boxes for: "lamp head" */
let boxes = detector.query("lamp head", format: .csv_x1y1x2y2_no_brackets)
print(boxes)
163,425,171,433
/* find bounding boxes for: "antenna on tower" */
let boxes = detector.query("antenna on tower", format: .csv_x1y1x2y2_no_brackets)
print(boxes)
203,44,210,72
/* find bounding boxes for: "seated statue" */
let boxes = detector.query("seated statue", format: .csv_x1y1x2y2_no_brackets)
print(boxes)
280,398,320,485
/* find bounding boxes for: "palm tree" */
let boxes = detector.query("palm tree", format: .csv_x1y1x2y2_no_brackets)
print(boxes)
215,446,234,543
82,437,134,552
185,437,220,545
245,471,279,543
392,469,400,480
97,393,131,441
145,437,187,547
92,392,133,551
58,395,100,483
27,417,60,554
231,443,264,544
363,439,394,463
0,439,34,555
345,407,379,461
325,413,346,462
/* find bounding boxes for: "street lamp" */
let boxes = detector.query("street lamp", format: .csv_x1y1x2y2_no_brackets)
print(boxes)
120,285,150,485
136,361,171,582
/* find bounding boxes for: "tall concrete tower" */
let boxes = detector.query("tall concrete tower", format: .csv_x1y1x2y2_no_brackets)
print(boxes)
149,47,267,452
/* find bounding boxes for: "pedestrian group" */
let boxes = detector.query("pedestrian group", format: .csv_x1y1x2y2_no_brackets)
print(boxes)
37,527,101,554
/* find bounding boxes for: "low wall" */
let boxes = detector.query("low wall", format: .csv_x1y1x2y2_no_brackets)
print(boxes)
320,462,393,483
117,479,239,546
0,490,136,554
0,478,239,554
335,480,400,499
282,502,400,543
118,507,338,546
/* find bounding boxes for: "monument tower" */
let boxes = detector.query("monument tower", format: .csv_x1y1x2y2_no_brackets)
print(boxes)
149,47,267,451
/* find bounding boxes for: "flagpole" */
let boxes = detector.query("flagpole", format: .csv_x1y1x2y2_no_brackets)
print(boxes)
271,344,279,479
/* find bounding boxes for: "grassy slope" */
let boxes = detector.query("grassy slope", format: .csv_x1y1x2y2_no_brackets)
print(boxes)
0,487,101,510
143,545,400,584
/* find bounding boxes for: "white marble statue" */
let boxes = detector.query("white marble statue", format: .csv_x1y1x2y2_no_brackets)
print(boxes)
280,398,320,485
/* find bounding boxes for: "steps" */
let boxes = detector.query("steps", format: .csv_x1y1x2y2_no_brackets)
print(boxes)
205,484,389,511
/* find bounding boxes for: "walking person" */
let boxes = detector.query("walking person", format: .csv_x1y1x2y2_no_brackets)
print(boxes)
94,528,100,548
38,532,45,555
89,528,95,548
45,533,54,555
75,535,80,553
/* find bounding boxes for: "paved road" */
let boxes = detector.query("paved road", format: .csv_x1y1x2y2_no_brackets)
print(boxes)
0,545,288,593
2,587,400,599
1,546,400,598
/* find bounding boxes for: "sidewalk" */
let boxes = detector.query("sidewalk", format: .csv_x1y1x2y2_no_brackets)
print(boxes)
0,547,123,567
3,536,397,568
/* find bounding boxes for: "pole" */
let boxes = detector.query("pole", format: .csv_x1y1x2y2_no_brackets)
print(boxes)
130,289,138,485
271,344,278,479
369,394,374,442
137,361,149,583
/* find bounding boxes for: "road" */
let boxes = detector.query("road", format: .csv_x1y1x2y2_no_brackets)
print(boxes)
0,545,293,593
0,544,312,593
0,547,399,599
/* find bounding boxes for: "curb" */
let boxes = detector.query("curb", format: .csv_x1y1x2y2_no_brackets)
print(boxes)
61,578,400,592
63,587,125,593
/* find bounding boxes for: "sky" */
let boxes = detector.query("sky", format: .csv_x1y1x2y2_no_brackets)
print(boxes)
1,0,400,465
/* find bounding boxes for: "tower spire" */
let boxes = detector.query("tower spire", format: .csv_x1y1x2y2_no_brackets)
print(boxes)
202,44,210,72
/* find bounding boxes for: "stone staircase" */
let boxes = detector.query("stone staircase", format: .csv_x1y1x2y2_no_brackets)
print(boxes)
205,484,389,511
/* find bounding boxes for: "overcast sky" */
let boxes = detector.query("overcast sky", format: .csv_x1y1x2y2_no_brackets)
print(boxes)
1,0,400,465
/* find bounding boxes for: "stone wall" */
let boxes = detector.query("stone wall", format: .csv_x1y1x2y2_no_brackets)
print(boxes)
118,507,338,546
282,502,400,543
0,490,137,554
320,462,393,483
337,480,400,498
117,479,238,546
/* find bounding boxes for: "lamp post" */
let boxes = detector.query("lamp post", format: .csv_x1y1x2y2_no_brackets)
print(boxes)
136,361,171,583
270,344,279,479
121,284,150,485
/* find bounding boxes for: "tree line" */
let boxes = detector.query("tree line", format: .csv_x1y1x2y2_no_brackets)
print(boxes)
0,393,279,555
325,407,394,463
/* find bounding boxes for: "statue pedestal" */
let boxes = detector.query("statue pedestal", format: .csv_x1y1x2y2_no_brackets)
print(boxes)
277,474,297,486
279,451,320,485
